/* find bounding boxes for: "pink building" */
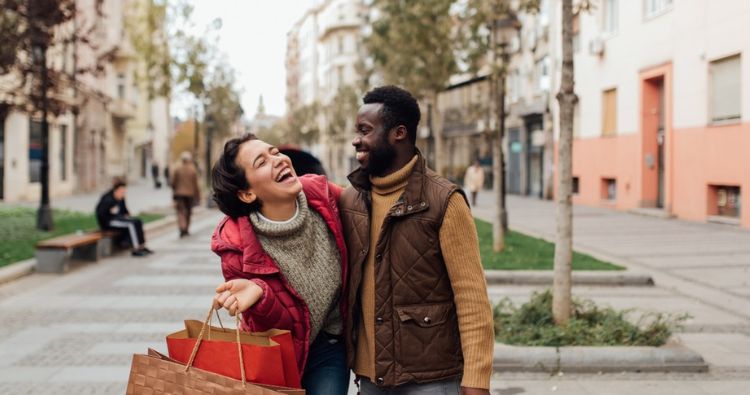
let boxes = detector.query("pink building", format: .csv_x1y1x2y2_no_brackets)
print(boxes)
550,0,749,228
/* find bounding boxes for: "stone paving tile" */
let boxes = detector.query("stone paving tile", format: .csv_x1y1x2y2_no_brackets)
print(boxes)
0,382,125,395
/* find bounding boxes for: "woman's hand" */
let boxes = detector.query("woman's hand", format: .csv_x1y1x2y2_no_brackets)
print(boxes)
213,279,264,316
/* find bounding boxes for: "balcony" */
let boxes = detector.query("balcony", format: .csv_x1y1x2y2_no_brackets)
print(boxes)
110,98,135,120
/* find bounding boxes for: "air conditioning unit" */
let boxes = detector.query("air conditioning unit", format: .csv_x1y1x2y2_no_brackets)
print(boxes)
588,37,605,56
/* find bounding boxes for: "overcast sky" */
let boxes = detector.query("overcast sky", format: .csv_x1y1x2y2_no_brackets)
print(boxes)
175,1,317,119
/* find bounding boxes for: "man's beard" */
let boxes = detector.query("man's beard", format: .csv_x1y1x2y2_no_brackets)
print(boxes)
363,140,397,177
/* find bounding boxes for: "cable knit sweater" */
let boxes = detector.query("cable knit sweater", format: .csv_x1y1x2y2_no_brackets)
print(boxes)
249,192,342,341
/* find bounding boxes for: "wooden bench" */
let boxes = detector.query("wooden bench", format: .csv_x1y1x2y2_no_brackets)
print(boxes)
35,232,105,273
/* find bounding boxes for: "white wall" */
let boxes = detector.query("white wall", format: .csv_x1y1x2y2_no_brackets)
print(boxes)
2,111,74,202
563,0,750,139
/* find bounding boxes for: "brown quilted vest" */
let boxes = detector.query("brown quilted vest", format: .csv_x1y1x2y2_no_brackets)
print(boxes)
340,154,465,387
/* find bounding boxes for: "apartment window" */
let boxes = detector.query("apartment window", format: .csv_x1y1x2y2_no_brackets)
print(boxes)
602,88,617,136
572,177,580,195
338,36,344,54
603,0,619,34
29,119,42,183
709,55,741,123
602,178,617,200
710,185,741,218
117,73,126,99
539,0,549,26
537,56,550,92
645,0,673,19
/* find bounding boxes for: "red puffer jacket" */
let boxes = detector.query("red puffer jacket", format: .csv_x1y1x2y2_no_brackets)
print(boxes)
210,174,348,374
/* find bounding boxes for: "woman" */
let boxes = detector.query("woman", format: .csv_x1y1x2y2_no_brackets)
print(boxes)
210,134,349,395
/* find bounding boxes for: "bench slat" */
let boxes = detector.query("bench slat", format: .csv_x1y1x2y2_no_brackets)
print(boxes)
37,232,102,249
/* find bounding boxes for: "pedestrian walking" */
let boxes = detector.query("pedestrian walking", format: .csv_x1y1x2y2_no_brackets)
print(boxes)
464,159,485,207
210,135,350,395
95,177,154,257
340,86,494,395
151,163,162,189
171,151,201,238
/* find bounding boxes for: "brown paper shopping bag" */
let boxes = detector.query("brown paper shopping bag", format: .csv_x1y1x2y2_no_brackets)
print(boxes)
126,306,305,394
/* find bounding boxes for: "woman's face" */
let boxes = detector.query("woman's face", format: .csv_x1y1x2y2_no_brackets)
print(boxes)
235,139,302,206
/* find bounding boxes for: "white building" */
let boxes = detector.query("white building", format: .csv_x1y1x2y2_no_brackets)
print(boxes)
0,0,171,203
286,0,366,182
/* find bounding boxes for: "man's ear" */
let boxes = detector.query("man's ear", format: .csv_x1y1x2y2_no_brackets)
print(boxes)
391,125,408,142
237,189,256,205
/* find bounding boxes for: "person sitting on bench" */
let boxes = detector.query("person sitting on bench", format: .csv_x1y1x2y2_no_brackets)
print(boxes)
95,177,154,257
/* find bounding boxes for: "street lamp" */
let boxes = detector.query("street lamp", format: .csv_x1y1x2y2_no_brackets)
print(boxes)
204,114,216,208
32,37,53,231
490,11,520,251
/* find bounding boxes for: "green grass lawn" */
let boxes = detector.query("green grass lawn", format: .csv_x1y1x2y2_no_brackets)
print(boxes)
475,218,623,271
0,207,163,268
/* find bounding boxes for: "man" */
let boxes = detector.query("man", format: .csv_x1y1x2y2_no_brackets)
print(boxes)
170,151,201,237
464,160,485,207
95,177,153,257
339,86,494,395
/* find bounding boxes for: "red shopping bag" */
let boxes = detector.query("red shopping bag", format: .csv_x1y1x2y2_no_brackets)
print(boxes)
167,307,301,389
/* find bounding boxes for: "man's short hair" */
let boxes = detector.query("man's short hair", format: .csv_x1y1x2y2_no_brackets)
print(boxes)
363,85,421,144
112,176,127,190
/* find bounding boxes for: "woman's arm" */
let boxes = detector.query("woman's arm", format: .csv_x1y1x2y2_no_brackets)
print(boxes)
217,252,295,330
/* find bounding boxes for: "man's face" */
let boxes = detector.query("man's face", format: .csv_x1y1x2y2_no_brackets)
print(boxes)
353,103,396,177
113,186,126,201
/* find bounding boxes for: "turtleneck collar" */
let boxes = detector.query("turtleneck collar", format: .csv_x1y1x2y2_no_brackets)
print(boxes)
250,192,308,238
370,155,418,195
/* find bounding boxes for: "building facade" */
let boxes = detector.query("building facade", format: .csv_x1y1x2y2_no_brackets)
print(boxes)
0,0,171,203
285,0,366,183
551,0,749,228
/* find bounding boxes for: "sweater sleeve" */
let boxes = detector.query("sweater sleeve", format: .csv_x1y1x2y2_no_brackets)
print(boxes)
439,192,495,389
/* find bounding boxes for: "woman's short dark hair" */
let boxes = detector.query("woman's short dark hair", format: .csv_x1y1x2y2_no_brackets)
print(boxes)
211,133,261,218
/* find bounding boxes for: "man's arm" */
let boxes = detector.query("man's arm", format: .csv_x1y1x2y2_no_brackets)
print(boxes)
439,192,494,393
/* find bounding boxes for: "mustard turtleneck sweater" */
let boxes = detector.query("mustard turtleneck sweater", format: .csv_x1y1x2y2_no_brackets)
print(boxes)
353,155,494,389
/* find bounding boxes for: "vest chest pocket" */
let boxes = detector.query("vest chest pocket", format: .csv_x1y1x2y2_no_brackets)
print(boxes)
394,302,462,372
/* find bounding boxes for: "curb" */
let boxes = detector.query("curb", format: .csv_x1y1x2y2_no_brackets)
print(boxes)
0,258,36,285
493,341,707,373
0,208,212,285
485,270,654,286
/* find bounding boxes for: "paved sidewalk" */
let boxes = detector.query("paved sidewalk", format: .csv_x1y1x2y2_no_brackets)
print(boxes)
6,180,175,215
472,191,750,393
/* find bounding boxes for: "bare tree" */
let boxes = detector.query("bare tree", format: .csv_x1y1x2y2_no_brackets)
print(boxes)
552,0,579,325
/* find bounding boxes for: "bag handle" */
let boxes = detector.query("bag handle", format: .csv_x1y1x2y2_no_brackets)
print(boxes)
206,308,225,340
185,305,247,387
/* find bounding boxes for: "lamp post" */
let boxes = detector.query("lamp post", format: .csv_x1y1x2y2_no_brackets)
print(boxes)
32,37,53,231
490,11,520,251
204,114,216,208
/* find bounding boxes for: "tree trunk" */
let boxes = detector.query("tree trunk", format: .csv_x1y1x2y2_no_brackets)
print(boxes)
491,25,506,253
553,0,578,325
543,113,555,200
431,92,445,175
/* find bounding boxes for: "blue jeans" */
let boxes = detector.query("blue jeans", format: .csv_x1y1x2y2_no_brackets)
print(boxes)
359,377,460,395
301,332,350,395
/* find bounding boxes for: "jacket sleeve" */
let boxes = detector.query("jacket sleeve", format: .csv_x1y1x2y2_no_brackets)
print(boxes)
328,181,343,202
120,199,130,216
218,250,295,331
